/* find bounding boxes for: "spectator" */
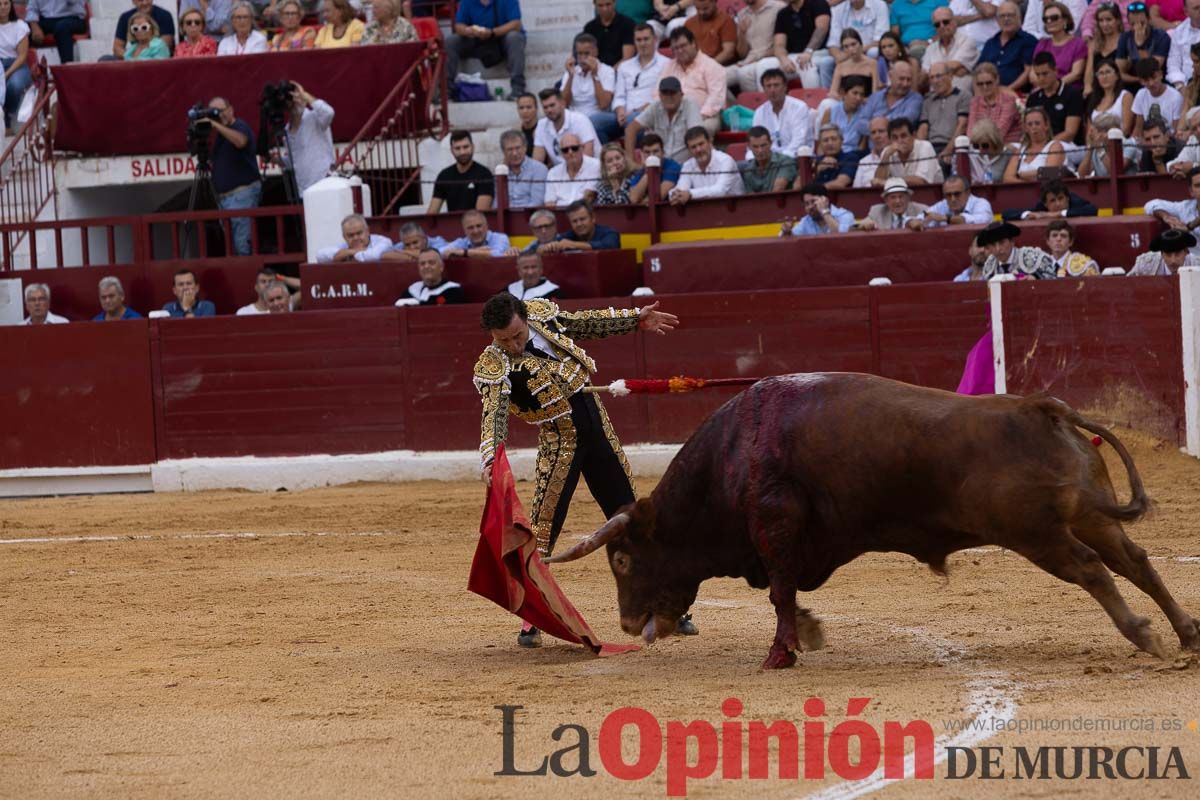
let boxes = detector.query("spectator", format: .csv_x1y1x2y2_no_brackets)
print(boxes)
614,24,669,133
1132,56,1184,134
544,133,603,207
1138,117,1182,172
1044,219,1100,276
595,143,649,203
1182,43,1200,122
625,76,701,163
541,199,621,251
648,0,695,42
975,220,1058,279
950,0,1002,50
752,67,815,157
428,131,495,213
630,132,683,199
362,0,417,44
400,249,466,305
1167,0,1200,88
163,269,217,318
1168,106,1200,173
175,8,218,58
919,61,970,162
1078,111,1140,176
829,0,890,61
873,117,942,186
178,0,232,38
314,0,365,48
1150,0,1186,29
1026,51,1086,144
659,27,726,136
264,282,292,313
446,0,526,95
979,1,1038,89
1083,3,1123,94
1117,3,1170,86
219,3,269,54
587,0,636,66
24,0,87,65
922,8,980,92
857,177,931,230
522,209,561,253
862,60,922,124
1033,2,1087,88
1,0,30,135
1022,0,1085,41
969,62,1021,143
562,33,619,143
808,124,859,188
852,114,891,186
317,214,395,262
1003,107,1067,181
1088,58,1134,135
820,74,871,151
22,283,68,325
829,29,878,97
767,0,833,88
204,96,262,256
508,251,562,300
121,12,169,60
925,174,995,224
955,236,990,280
441,210,514,258
727,0,785,94
283,82,334,195
533,88,600,166
113,0,175,58
237,268,281,315
94,277,143,321
781,182,856,234
686,0,737,64
740,124,799,192
1002,177,1098,218
966,117,1015,182
381,222,450,261
268,0,315,49
890,0,949,54
1128,228,1200,274
1077,0,1131,40
500,129,549,208
516,92,541,156
876,30,924,86
670,125,746,204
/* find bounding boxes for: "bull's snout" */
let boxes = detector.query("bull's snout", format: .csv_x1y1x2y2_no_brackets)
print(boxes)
620,613,676,643
620,613,649,637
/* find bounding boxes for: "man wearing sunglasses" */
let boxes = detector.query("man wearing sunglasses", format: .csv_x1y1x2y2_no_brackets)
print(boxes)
543,134,602,207
1167,0,1200,89
921,8,979,93
112,0,176,58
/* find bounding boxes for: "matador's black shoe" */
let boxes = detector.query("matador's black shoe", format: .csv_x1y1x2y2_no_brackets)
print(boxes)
676,614,699,636
517,626,543,648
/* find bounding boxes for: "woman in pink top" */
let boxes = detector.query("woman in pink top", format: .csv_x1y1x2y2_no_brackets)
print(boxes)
968,63,1022,143
1034,1,1088,88
1149,0,1185,29
270,0,316,50
175,8,217,58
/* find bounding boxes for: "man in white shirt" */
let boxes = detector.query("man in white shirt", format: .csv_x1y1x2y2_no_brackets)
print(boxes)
1134,57,1185,136
237,268,299,315
852,115,891,187
669,125,746,204
563,33,620,143
924,175,994,226
533,88,601,166
1168,0,1200,88
872,117,943,187
829,0,889,59
283,83,335,196
1145,166,1200,258
614,24,670,131
316,214,394,262
23,283,68,324
751,67,815,157
1021,0,1086,40
544,134,603,207
726,0,785,94
921,8,979,94
949,0,1000,48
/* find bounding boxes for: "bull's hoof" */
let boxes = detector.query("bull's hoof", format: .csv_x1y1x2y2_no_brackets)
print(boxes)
761,644,797,670
796,610,825,652
1128,618,1168,660
1181,618,1200,652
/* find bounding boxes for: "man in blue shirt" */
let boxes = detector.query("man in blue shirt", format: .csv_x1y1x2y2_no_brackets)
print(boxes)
93,276,144,321
441,210,515,257
782,183,855,235
629,133,681,201
24,0,88,64
889,0,948,51
978,1,1037,90
447,0,526,96
500,129,548,208
861,61,922,125
542,200,621,251
205,96,262,257
163,269,217,318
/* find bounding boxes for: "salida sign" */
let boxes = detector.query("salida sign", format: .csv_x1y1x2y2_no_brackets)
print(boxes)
130,155,275,180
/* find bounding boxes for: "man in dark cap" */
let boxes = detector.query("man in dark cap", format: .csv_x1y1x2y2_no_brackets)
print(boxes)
975,220,1058,280
1128,229,1200,276
622,76,701,163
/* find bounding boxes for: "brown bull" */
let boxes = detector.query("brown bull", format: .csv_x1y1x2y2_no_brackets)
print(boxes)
548,373,1200,669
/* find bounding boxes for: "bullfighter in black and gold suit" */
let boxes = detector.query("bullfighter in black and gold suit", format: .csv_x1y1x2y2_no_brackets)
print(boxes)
473,293,683,647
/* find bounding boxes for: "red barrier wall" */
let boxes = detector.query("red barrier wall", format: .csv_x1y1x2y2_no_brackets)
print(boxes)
2,321,156,469
1002,276,1184,443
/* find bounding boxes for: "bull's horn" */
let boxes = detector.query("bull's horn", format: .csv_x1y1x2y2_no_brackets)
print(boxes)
544,512,630,563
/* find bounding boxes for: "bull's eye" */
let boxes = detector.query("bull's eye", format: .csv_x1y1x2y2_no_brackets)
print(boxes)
611,550,632,576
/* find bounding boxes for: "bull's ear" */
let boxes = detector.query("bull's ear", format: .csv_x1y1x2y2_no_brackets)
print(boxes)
629,497,657,540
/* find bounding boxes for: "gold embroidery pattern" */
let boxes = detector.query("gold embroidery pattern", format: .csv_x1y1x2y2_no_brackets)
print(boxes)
594,395,636,498
474,346,514,467
559,306,641,341
529,416,578,555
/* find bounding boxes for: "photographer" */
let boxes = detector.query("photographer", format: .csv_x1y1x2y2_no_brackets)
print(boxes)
283,82,335,196
203,96,262,256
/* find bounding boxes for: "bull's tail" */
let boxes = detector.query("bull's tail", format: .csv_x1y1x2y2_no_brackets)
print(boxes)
1034,398,1150,522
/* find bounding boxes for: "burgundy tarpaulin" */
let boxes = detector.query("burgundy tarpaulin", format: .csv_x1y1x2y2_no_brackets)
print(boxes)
467,445,639,656
50,43,431,155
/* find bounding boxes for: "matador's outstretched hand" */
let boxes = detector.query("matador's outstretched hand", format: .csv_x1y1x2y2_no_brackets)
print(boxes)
637,301,679,335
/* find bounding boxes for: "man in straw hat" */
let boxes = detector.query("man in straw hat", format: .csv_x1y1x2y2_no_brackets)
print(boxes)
857,177,930,231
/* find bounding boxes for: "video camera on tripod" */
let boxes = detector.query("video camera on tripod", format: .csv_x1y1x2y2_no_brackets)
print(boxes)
258,79,301,205
185,103,221,168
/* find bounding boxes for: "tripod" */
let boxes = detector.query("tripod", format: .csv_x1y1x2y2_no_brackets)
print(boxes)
267,122,303,251
181,159,219,260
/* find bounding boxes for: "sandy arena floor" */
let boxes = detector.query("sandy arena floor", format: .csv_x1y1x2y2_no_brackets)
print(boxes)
2,429,1199,799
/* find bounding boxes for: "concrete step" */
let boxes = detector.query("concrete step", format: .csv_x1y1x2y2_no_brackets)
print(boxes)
74,40,109,63
447,100,521,131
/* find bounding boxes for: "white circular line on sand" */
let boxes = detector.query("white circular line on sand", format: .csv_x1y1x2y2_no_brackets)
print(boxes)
0,530,398,545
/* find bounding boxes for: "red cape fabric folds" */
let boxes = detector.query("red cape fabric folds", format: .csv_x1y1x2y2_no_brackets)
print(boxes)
467,445,638,656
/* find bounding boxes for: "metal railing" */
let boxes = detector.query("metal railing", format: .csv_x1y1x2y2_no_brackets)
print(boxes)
0,59,57,250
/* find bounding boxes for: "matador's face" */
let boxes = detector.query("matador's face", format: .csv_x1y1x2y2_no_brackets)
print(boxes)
490,314,531,358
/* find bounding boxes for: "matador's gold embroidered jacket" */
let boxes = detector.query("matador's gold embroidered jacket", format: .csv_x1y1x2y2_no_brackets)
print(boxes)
473,299,641,468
